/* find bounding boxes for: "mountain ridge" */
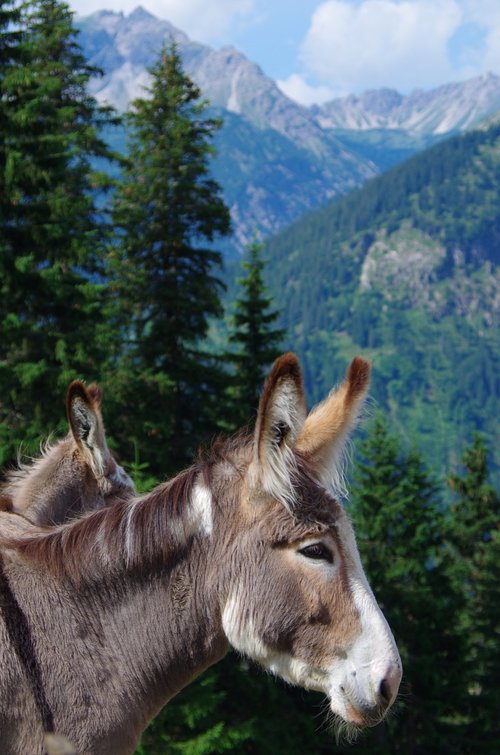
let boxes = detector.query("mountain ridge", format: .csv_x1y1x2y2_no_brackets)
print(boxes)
76,7,377,253
76,7,500,254
314,73,500,135
77,7,500,138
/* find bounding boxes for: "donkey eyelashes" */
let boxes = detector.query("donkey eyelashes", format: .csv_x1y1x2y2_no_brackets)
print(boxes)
298,542,334,564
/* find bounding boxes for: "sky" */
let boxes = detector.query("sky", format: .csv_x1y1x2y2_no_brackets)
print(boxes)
69,0,500,105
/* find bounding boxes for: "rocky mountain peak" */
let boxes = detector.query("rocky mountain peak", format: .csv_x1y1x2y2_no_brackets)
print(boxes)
128,5,154,21
315,73,500,134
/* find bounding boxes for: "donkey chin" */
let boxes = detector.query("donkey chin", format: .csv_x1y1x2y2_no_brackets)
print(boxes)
327,666,400,730
263,649,400,733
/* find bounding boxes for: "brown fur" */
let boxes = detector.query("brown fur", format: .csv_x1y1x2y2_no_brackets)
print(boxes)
0,354,400,754
0,381,135,526
296,357,371,492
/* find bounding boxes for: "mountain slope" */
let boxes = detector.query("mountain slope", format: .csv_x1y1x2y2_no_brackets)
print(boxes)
263,123,500,481
76,8,500,254
76,7,376,253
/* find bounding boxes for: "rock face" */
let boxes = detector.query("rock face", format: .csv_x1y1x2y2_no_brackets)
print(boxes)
359,227,447,304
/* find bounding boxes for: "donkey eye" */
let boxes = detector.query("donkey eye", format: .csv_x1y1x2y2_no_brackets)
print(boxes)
298,543,333,564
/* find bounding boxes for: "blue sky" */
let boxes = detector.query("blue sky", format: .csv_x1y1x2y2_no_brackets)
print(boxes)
69,1,500,104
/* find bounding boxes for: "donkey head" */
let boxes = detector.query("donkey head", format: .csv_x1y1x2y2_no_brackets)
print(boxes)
4,381,134,525
219,354,401,731
65,380,134,501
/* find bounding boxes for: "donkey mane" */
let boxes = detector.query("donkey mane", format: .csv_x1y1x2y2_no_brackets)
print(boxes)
0,433,334,586
1,438,66,502
0,435,251,582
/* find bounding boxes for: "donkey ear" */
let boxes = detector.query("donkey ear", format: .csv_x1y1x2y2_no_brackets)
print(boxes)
296,357,371,492
86,382,102,409
66,381,107,476
249,353,306,507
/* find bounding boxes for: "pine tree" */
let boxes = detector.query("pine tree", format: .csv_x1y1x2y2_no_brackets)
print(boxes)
108,43,231,476
0,0,120,464
0,1,22,120
347,417,464,754
227,241,285,429
446,435,500,752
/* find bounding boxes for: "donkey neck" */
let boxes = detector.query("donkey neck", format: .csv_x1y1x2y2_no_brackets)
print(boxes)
73,537,228,730
0,471,231,753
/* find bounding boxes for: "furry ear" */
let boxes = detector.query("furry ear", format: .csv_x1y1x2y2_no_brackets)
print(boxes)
86,383,102,409
66,381,107,477
249,353,306,509
296,357,371,495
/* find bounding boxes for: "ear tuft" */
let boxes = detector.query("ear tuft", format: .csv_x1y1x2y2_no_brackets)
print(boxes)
295,356,371,497
346,357,371,405
270,352,303,384
250,353,306,509
66,380,106,476
257,353,304,434
66,380,90,412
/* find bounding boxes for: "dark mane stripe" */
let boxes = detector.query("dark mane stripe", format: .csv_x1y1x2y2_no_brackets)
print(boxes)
0,555,55,732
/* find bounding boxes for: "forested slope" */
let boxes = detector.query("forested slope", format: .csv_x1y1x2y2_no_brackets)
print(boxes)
263,123,500,481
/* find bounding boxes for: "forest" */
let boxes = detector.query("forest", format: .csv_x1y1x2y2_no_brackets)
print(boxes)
1,1,499,753
262,120,500,486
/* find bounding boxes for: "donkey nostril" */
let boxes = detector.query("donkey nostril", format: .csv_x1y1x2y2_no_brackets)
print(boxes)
379,678,392,706
379,662,403,707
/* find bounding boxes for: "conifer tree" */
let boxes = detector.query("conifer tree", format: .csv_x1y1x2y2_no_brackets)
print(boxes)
347,417,464,754
0,0,119,464
227,241,285,429
109,44,231,475
446,435,500,752
0,1,22,124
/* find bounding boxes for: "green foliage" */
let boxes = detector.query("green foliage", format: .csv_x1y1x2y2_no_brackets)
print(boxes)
127,442,160,495
137,658,254,755
348,417,464,753
445,436,500,752
263,123,500,484
137,653,332,755
226,241,285,429
107,44,231,476
0,0,120,464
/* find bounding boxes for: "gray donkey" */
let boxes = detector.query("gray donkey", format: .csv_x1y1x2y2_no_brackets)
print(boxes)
0,354,402,754
0,381,135,525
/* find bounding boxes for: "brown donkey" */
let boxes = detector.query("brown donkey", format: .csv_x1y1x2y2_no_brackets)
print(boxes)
0,381,135,525
0,354,402,754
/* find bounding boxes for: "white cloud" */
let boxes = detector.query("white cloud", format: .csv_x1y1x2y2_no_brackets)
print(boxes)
298,0,463,95
70,1,255,44
465,1,500,74
277,73,335,105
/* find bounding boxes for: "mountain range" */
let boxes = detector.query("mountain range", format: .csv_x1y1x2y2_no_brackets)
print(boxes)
76,7,500,254
74,7,499,480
